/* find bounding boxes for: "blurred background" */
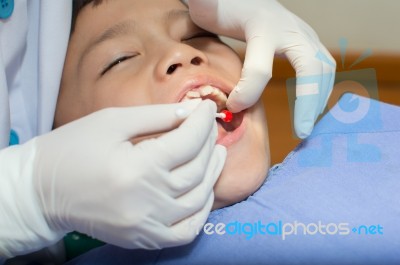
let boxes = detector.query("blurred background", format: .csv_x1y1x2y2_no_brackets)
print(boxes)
225,0,400,165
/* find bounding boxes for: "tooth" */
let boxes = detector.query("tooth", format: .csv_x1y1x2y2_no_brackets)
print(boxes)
181,85,228,111
185,90,201,98
199,85,214,97
198,86,227,101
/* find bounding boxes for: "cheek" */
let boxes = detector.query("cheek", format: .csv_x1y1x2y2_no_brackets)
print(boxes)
88,74,157,110
213,102,270,208
214,134,269,207
207,48,243,80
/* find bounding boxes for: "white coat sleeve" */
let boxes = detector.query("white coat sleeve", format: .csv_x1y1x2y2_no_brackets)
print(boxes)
0,141,64,258
0,0,71,258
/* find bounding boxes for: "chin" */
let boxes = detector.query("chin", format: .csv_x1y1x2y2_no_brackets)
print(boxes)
212,149,270,210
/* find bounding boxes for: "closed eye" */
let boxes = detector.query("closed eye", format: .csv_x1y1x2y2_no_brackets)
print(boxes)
101,54,138,76
182,31,219,42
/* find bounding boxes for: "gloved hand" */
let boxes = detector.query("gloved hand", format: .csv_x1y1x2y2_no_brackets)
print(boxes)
0,99,225,257
185,0,336,138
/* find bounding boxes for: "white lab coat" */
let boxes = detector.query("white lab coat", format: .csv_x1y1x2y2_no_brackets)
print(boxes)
0,0,71,147
0,0,71,261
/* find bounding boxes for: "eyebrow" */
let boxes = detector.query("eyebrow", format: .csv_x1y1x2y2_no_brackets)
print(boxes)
78,9,190,70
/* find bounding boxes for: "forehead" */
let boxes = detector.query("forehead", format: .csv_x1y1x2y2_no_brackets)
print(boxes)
76,0,187,31
72,0,189,48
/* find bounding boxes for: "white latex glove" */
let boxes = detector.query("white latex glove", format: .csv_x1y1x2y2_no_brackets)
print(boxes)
0,99,226,257
185,0,336,138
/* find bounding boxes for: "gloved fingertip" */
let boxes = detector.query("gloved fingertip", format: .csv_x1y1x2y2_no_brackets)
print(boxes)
175,108,189,119
297,131,310,140
294,116,316,139
195,99,217,118
226,92,246,113
215,144,227,157
202,98,218,110
295,123,314,139
174,99,202,119
226,103,244,113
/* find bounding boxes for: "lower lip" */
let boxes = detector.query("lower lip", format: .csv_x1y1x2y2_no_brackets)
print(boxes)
216,113,246,147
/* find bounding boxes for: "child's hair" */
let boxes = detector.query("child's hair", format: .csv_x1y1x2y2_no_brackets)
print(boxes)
71,0,187,34
71,0,103,33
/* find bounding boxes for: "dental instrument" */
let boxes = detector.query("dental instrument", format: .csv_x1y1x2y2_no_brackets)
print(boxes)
216,110,233,122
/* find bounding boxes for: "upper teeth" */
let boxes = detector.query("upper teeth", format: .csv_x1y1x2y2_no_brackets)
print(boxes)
182,85,227,111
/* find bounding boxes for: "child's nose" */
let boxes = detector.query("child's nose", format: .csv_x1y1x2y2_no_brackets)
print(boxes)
155,43,208,80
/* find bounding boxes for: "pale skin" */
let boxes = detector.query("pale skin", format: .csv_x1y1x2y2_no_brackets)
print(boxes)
55,0,270,209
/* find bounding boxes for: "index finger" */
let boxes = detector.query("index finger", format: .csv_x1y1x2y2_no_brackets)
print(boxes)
226,34,275,113
285,43,335,138
138,100,218,170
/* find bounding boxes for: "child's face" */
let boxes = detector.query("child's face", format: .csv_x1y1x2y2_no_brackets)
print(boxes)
55,0,270,208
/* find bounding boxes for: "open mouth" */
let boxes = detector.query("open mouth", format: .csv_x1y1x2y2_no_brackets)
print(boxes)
181,85,245,146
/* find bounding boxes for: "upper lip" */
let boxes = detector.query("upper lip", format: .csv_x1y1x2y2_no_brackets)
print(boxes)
175,74,234,104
